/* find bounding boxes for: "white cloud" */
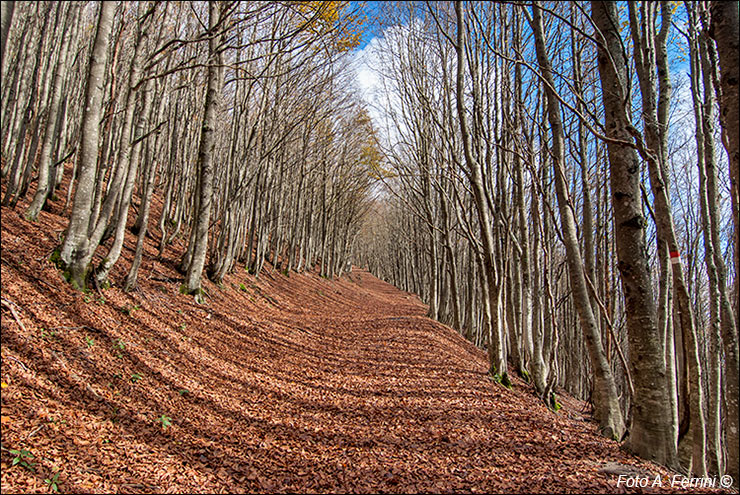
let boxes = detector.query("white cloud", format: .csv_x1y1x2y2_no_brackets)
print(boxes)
350,35,387,132
352,42,382,100
349,24,415,154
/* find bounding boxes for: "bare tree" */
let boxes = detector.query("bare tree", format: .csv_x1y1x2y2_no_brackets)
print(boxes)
530,0,624,440
591,0,677,468
58,1,117,290
0,0,14,71
707,1,739,484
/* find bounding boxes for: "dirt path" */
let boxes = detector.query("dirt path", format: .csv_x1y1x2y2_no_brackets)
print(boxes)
0,202,692,493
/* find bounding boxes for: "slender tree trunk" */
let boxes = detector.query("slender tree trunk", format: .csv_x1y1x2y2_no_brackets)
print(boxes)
59,1,116,290
465,243,476,342
440,189,462,331
455,1,505,376
125,117,159,291
690,32,722,473
531,1,625,437
1,14,29,168
184,1,223,301
25,4,73,220
0,0,14,72
591,0,677,468
709,3,740,485
627,1,705,475
2,4,49,207
96,69,153,285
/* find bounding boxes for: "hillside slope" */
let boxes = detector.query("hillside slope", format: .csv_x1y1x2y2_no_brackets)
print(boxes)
0,193,691,493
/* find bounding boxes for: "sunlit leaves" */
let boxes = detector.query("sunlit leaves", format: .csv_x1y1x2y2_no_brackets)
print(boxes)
294,1,366,52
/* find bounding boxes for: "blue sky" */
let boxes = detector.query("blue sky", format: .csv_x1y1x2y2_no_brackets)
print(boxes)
346,1,734,273
350,1,384,50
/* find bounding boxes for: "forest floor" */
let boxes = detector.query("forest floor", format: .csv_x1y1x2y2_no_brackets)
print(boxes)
0,184,726,494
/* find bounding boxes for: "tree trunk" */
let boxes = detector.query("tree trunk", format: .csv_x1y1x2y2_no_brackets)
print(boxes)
455,1,505,376
25,3,73,220
531,1,625,438
2,4,49,207
709,2,740,485
125,114,159,291
59,1,116,290
184,1,223,302
591,0,677,468
440,188,462,331
627,1,705,475
0,0,14,72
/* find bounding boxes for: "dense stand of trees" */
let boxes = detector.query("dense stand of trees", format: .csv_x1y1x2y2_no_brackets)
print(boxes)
353,1,738,481
1,1,375,304
1,0,738,485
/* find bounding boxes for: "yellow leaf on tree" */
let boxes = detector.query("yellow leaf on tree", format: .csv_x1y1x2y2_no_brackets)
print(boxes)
295,1,366,52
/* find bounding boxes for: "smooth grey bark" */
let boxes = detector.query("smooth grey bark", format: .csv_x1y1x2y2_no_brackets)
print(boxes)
25,3,73,221
709,2,740,485
709,0,739,317
511,19,536,383
530,2,624,438
591,0,678,468
455,1,505,376
125,93,158,292
95,11,153,285
699,37,739,480
15,4,61,205
2,3,49,207
421,165,440,320
569,5,600,348
184,1,223,301
0,0,13,72
1,10,29,166
688,22,722,474
465,242,476,342
439,186,462,331
59,1,116,290
627,1,705,475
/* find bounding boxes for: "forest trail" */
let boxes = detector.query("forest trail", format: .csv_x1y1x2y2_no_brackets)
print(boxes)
2,1,739,490
0,199,685,493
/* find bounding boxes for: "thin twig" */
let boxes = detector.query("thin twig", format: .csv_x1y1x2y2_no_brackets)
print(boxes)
583,269,634,398
5,355,30,372
25,424,45,440
1,298,28,334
